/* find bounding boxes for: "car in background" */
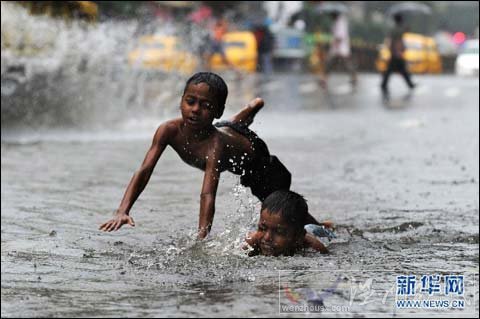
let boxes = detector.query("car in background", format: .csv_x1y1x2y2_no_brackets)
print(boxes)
455,39,479,76
272,27,307,71
209,31,258,73
128,35,197,75
425,37,443,73
376,33,442,74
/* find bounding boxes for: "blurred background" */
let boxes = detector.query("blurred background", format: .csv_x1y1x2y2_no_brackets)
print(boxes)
1,2,478,317
1,1,478,132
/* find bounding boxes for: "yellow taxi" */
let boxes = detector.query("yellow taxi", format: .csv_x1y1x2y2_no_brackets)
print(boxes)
376,33,442,74
209,31,258,73
425,37,442,73
128,35,197,75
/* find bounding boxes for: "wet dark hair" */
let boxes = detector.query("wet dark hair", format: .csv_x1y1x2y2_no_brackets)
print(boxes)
183,72,228,119
261,190,308,233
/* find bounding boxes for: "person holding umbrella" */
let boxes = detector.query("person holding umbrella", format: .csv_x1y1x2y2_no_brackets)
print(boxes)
317,3,357,90
380,13,416,98
379,2,432,98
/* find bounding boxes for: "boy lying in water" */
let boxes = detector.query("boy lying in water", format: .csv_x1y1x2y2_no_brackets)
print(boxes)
244,190,334,256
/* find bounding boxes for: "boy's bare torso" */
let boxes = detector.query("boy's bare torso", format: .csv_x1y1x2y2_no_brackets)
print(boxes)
167,118,255,173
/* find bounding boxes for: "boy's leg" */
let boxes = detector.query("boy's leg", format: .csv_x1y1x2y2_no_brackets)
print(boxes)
228,97,264,127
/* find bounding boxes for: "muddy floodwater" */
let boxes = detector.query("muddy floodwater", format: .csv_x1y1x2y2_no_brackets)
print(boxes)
1,73,479,317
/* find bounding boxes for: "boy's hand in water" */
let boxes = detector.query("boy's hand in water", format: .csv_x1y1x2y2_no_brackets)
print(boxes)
197,228,208,240
99,212,135,232
243,231,261,249
243,231,262,256
320,220,334,230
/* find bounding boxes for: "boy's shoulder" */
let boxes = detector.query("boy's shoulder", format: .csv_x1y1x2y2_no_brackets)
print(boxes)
157,118,182,133
153,118,182,143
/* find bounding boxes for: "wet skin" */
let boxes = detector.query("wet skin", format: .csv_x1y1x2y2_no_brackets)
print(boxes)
245,209,330,256
172,82,257,173
100,82,265,238
248,209,304,257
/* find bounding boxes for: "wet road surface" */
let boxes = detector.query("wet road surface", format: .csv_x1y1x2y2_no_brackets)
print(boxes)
2,73,479,317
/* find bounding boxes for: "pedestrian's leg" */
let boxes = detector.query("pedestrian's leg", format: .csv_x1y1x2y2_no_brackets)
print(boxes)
381,60,394,94
325,55,337,75
263,53,273,75
398,59,415,89
345,56,357,86
216,42,233,69
320,55,335,88
260,53,268,74
221,49,242,78
202,52,210,71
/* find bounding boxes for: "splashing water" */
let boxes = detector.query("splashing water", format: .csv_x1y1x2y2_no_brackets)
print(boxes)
105,178,267,290
1,2,190,131
1,2,258,136
2,4,478,316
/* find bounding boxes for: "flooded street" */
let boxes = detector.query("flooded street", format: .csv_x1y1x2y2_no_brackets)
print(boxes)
2,72,478,317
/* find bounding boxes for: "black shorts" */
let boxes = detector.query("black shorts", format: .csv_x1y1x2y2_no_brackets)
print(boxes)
240,155,291,201
214,121,291,201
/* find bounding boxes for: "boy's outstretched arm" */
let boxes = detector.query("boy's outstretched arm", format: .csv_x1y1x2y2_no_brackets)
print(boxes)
99,123,172,232
229,97,264,127
197,149,221,239
304,233,329,254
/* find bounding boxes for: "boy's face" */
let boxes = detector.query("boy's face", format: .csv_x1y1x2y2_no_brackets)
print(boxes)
256,209,303,256
181,82,218,130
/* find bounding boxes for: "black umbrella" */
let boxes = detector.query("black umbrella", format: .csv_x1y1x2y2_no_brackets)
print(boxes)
314,2,349,14
387,2,432,17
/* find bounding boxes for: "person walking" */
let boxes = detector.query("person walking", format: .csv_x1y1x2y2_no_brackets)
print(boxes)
253,23,275,76
380,13,416,98
319,11,357,89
